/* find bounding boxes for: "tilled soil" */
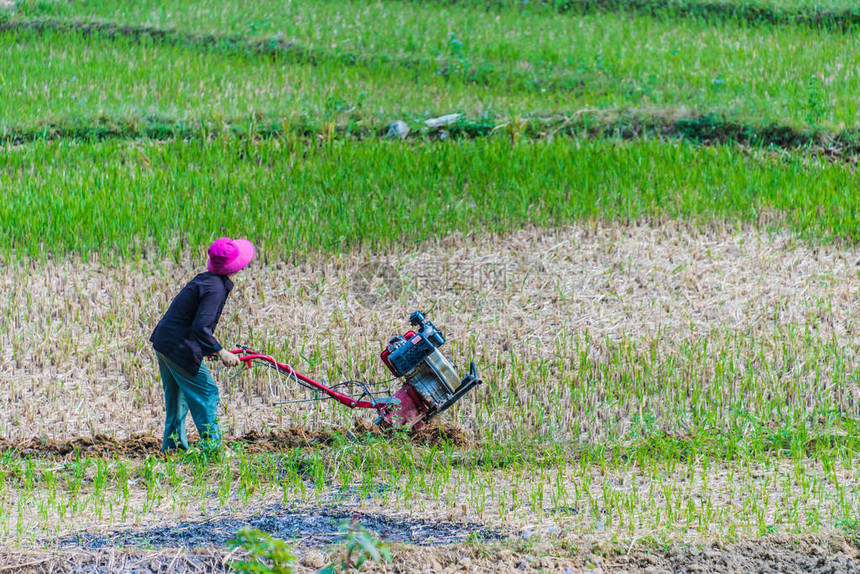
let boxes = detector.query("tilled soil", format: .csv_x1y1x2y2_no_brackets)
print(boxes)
5,534,858,573
0,433,162,457
0,422,469,458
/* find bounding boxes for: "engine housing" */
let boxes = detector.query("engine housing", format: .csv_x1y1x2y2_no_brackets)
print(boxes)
377,311,481,429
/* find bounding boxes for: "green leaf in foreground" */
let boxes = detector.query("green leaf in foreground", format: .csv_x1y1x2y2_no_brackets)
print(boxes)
321,521,392,573
228,527,298,574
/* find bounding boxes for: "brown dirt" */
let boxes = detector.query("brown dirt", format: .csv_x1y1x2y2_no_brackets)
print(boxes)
343,418,472,447
235,426,337,452
409,421,471,447
0,422,471,458
0,433,161,457
611,535,860,574
358,536,860,573
371,535,860,573
2,534,858,573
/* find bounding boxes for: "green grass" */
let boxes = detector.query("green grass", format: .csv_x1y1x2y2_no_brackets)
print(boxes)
497,0,860,10
3,1,859,133
0,26,573,133
428,0,860,29
420,0,860,12
16,0,860,33
1,136,860,259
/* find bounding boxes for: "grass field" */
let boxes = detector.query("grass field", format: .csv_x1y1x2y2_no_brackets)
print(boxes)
2,0,860,572
3,0,860,136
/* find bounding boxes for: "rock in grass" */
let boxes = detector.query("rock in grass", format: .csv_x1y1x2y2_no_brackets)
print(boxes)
302,550,326,569
425,113,462,129
386,120,410,139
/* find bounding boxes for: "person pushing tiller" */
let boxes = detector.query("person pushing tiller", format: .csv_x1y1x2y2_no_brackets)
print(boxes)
150,237,255,452
150,238,482,452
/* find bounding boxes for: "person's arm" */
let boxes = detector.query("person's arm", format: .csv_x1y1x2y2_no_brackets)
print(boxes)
191,281,239,368
191,285,240,368
190,288,224,357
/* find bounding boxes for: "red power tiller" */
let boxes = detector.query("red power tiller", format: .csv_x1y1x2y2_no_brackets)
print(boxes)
228,311,481,429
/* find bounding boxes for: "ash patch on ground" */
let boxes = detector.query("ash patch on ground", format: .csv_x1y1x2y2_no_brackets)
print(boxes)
55,505,501,551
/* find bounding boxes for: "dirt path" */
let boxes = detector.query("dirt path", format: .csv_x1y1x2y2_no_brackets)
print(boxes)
4,534,858,573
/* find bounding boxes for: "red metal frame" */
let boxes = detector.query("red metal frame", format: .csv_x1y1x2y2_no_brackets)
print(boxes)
231,350,384,412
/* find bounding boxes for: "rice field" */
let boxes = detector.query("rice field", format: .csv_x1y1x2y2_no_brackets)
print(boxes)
3,0,860,134
3,225,860,564
3,138,860,259
2,0,860,572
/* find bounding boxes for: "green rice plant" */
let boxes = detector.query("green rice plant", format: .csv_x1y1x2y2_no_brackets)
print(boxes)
320,521,392,573
4,137,860,261
2,439,825,545
115,459,130,522
90,458,108,520
140,456,162,513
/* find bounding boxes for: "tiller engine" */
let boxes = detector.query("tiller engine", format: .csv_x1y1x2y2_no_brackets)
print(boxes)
230,311,481,429
376,311,481,428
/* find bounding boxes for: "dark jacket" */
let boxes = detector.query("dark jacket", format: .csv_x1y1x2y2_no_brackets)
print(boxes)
150,272,234,375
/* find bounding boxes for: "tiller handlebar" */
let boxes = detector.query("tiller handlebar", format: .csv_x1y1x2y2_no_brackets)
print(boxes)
231,352,396,414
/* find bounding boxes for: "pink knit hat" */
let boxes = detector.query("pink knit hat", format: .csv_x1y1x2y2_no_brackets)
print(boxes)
207,238,255,275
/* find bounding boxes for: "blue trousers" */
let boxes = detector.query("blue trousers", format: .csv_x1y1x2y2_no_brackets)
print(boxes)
156,352,221,451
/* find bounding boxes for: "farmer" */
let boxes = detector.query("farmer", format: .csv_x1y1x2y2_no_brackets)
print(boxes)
150,237,255,451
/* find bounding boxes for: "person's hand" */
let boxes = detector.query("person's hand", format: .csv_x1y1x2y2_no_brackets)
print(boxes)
218,349,240,368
